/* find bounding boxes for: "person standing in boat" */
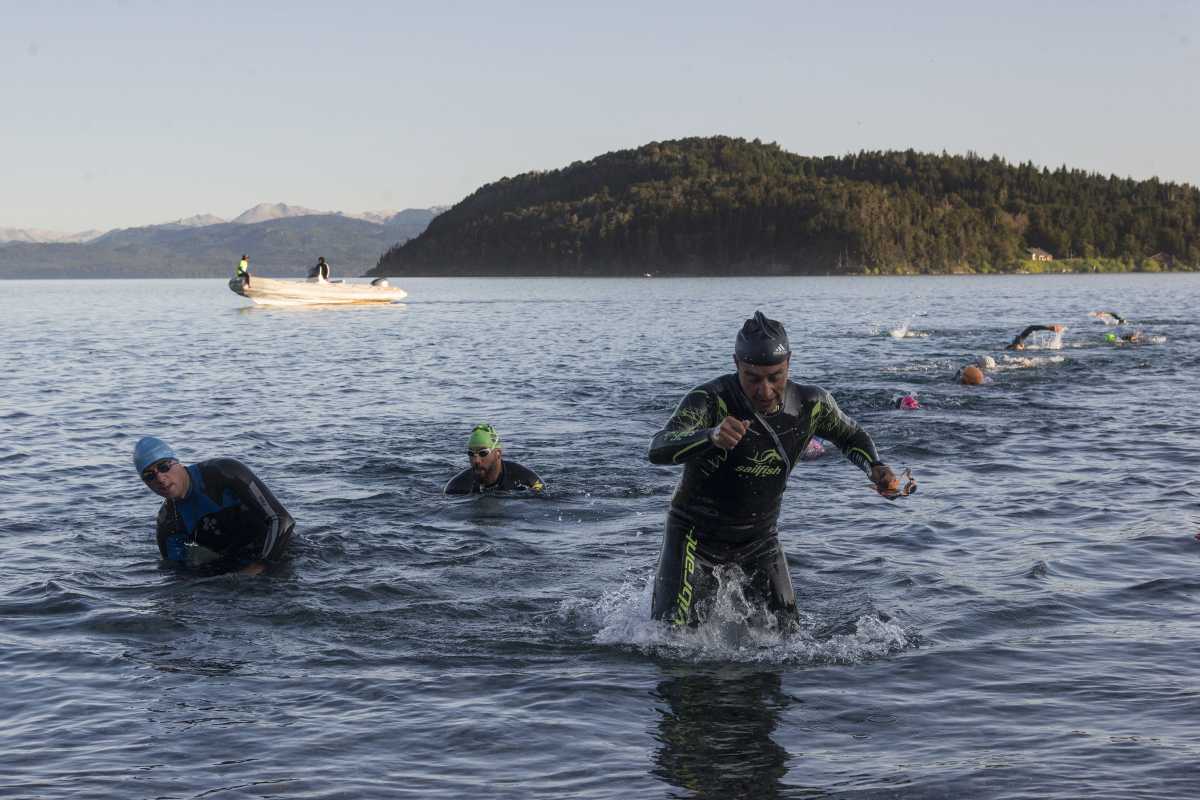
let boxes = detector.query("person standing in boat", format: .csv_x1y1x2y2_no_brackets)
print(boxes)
237,254,250,286
308,257,331,282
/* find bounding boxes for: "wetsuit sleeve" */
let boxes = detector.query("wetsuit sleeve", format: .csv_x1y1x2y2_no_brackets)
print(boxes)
504,462,545,492
809,390,880,475
648,387,723,465
1009,325,1054,347
443,468,476,495
207,458,294,561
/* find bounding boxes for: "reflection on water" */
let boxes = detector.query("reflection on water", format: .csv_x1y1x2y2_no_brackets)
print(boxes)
652,667,799,799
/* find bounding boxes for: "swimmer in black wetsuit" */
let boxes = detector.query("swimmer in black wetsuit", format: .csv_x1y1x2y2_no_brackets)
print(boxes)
444,424,544,495
647,311,909,627
1104,330,1155,345
1089,311,1127,325
1006,324,1065,350
133,436,294,576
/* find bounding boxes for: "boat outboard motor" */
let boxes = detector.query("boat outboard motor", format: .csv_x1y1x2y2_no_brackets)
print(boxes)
370,278,390,287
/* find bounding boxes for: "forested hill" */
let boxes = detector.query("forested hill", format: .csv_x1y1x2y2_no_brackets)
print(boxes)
370,137,1200,277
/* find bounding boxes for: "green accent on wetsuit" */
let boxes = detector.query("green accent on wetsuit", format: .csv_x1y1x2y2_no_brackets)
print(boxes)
661,392,728,463
670,527,699,625
648,374,880,543
652,511,798,625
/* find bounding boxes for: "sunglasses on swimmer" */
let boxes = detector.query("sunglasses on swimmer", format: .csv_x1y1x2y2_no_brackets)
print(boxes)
140,459,177,482
467,448,495,459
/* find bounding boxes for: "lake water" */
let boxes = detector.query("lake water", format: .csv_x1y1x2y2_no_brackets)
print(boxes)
2,274,1199,799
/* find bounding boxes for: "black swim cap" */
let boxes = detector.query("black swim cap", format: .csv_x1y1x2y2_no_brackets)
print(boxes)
735,311,790,365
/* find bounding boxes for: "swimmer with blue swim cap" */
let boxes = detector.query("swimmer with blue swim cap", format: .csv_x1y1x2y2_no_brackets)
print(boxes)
133,435,293,575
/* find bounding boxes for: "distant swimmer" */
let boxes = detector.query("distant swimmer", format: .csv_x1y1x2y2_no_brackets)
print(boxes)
801,437,827,459
308,256,331,282
1089,311,1127,325
236,254,250,286
133,436,293,576
894,394,920,410
1006,324,1065,350
1104,330,1161,345
647,311,913,627
956,355,995,384
444,424,545,495
956,364,986,385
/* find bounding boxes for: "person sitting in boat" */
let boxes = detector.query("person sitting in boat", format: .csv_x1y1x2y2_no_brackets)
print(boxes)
307,257,331,282
133,436,294,576
444,424,544,495
236,254,250,286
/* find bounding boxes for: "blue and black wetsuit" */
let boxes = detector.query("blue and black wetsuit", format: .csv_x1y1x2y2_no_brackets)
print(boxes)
155,458,294,574
647,374,880,626
443,461,544,495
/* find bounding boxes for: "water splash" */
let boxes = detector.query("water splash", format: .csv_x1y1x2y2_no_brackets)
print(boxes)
559,570,912,665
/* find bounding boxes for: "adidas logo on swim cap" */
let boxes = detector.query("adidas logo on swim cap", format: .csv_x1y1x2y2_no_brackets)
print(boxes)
773,343,788,355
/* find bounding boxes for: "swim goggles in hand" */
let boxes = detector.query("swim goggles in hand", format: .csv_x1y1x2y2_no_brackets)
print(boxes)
877,467,917,501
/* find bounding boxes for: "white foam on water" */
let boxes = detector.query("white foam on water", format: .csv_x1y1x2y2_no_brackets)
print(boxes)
559,569,912,665
998,354,1065,370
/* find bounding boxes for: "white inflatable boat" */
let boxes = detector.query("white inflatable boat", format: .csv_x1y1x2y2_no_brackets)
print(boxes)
228,276,407,306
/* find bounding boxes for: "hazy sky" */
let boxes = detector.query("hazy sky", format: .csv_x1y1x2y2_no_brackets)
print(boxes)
3,0,1197,231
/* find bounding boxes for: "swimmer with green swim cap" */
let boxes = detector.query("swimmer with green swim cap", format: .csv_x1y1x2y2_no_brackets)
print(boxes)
444,423,544,495
1106,329,1155,344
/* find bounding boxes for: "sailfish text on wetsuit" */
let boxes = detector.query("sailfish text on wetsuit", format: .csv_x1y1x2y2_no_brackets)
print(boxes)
648,374,880,544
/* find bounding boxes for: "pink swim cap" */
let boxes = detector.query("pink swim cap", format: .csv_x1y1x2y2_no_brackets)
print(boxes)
898,395,920,410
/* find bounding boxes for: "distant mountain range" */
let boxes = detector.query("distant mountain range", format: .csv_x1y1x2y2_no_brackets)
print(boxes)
0,226,105,244
1,203,445,278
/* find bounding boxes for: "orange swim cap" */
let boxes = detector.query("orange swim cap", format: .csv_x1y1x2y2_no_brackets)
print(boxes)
959,365,984,385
